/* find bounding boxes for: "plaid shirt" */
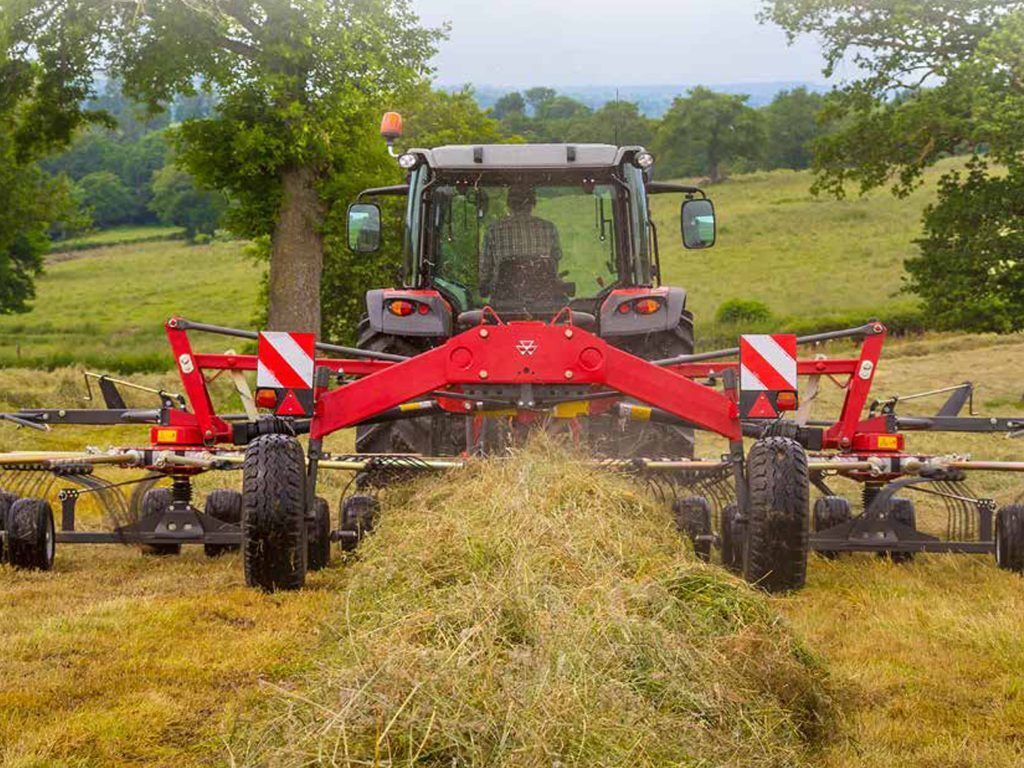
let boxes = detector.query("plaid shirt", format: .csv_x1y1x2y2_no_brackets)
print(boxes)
480,214,562,296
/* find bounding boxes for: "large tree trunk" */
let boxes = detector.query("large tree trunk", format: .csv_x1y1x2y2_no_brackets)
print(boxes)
267,165,325,335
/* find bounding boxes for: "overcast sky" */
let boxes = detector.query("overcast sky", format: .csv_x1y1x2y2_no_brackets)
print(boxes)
411,0,828,87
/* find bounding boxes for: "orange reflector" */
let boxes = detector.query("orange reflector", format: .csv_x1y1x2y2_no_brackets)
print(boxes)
775,391,798,410
876,435,900,450
255,388,278,409
380,111,404,140
633,298,662,315
388,300,416,317
155,429,179,444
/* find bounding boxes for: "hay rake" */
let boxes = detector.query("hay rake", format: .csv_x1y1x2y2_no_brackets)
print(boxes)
2,314,1023,592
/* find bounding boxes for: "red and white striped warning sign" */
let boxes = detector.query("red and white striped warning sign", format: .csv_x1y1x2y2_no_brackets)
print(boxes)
739,334,797,391
257,332,315,390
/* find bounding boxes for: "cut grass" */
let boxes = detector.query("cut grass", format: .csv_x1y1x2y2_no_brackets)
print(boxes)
0,441,833,767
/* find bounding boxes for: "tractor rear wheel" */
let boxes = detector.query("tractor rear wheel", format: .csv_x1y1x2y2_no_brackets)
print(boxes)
719,503,743,573
995,504,1024,573
742,437,810,593
139,487,181,556
6,498,56,571
599,311,695,459
0,490,18,562
203,489,242,558
673,495,712,562
340,495,379,552
355,327,461,456
307,496,332,571
813,496,852,559
242,434,308,592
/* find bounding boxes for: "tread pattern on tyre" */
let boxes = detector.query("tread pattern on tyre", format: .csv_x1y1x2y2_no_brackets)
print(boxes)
307,496,331,571
139,487,181,556
995,504,1024,573
673,495,712,562
242,434,308,591
204,489,242,557
813,496,852,559
885,497,916,563
6,498,55,571
355,328,458,455
719,503,743,573
743,437,809,593
0,489,18,562
600,312,695,459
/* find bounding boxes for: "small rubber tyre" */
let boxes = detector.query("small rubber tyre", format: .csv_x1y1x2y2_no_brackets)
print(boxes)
340,495,379,552
813,496,852,560
242,434,308,592
673,495,712,562
139,487,182,556
995,504,1024,573
0,489,18,563
203,489,242,558
6,498,56,571
307,496,332,571
742,437,810,593
884,497,916,564
719,503,743,574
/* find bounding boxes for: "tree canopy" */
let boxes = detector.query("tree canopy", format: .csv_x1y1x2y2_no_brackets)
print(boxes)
764,1,1024,331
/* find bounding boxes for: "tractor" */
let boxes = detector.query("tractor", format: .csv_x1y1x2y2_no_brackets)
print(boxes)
347,112,716,459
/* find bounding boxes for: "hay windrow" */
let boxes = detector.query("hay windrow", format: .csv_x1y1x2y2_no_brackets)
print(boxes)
238,439,832,767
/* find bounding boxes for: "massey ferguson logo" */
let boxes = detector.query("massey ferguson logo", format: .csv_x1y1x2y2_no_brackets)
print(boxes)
516,339,537,356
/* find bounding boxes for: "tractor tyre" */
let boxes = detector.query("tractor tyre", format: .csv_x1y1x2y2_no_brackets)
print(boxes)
307,496,332,571
242,434,308,592
139,487,181,556
719,502,744,574
884,497,917,564
599,311,695,459
6,498,56,571
995,504,1024,573
340,495,379,552
203,489,242,558
355,327,462,456
813,496,852,559
0,490,18,563
673,495,712,562
742,437,810,593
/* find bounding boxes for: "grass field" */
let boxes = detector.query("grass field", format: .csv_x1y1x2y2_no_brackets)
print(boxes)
49,224,186,253
2,159,1024,766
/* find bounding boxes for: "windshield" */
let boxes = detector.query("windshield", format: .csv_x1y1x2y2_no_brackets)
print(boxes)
427,182,620,310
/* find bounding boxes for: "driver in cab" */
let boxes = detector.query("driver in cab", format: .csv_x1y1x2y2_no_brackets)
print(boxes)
480,185,562,298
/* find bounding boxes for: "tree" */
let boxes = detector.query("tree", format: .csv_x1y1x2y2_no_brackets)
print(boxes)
7,0,441,335
75,171,136,228
491,91,526,121
760,87,825,170
150,164,228,240
763,1,1024,331
566,101,654,148
653,87,763,182
524,87,557,116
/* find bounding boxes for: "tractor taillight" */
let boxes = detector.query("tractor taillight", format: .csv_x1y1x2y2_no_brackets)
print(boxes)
633,298,662,315
775,391,798,410
616,302,632,314
417,301,430,315
255,388,277,409
388,300,416,317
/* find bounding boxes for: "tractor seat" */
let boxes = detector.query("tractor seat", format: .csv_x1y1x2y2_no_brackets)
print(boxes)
456,309,597,330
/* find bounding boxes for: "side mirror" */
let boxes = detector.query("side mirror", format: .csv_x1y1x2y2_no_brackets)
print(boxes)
681,198,716,249
347,203,381,253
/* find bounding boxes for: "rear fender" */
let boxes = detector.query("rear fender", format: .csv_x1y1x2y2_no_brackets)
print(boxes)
366,289,453,337
599,287,686,337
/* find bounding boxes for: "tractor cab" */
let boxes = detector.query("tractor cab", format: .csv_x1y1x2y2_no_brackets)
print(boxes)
347,112,716,456
348,113,715,334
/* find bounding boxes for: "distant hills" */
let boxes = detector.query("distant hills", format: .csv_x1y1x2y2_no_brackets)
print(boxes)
455,82,830,117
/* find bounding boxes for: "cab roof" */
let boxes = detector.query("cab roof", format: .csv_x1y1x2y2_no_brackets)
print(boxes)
406,143,642,170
